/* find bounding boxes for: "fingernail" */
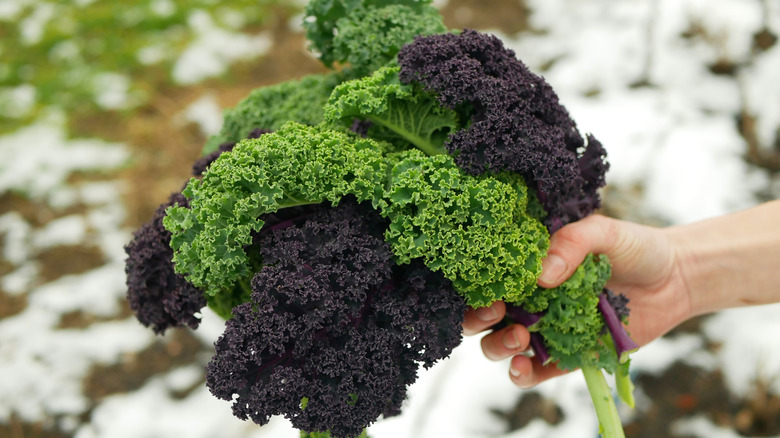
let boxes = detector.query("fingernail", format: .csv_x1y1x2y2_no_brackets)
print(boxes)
475,305,497,322
503,330,520,349
539,254,567,285
510,366,521,377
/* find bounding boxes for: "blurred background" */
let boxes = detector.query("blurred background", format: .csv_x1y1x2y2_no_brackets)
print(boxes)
1,0,779,437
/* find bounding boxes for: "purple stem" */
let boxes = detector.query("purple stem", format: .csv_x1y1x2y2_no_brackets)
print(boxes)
504,304,543,329
504,304,551,365
269,219,296,231
529,332,552,365
598,292,639,363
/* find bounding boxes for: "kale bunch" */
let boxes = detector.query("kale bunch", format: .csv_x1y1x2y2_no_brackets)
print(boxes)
206,199,465,437
125,1,638,436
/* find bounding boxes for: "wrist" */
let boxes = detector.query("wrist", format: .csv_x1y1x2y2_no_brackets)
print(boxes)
664,201,780,316
663,226,712,317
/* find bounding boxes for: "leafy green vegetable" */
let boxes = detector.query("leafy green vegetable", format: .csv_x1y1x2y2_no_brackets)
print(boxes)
324,65,459,154
304,0,443,75
378,151,548,307
203,72,345,154
330,4,447,76
532,254,615,372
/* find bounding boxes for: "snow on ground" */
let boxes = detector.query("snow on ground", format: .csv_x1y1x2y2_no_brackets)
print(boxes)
1,0,779,437
172,10,272,85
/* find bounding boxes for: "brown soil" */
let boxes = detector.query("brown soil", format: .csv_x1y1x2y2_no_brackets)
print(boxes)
37,245,106,284
491,391,564,433
441,0,531,35
0,193,90,228
0,416,69,438
82,329,207,401
0,291,27,319
625,360,780,437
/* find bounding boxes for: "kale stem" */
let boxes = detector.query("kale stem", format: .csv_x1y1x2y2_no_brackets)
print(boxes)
239,277,252,298
600,333,635,408
615,361,635,409
365,115,445,156
581,363,625,438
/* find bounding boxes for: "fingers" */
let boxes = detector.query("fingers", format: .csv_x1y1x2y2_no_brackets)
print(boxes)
538,214,616,288
508,355,569,388
479,324,530,361
462,301,506,336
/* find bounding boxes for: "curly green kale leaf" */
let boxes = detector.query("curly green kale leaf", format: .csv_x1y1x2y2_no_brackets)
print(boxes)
304,0,444,75
324,65,459,155
378,151,549,307
164,122,394,297
533,254,616,372
203,73,344,154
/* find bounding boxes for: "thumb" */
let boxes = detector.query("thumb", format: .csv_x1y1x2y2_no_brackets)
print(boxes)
537,215,617,288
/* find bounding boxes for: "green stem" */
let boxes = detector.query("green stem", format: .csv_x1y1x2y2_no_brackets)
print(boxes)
600,334,635,408
615,361,635,409
238,277,252,298
581,363,625,438
365,115,445,157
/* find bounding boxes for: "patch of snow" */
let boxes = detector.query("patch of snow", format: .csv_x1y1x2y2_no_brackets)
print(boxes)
672,415,743,438
150,0,176,17
164,365,203,393
19,2,56,45
0,212,33,264
505,0,770,225
0,313,154,422
630,334,708,375
79,181,126,206
216,8,247,30
92,72,136,110
742,44,780,149
663,0,763,64
643,115,764,224
0,0,26,20
73,376,297,438
32,215,88,249
137,44,170,65
0,85,36,118
702,304,780,396
180,93,224,137
49,40,81,63
172,10,272,85
1,263,38,295
0,119,129,202
30,264,125,316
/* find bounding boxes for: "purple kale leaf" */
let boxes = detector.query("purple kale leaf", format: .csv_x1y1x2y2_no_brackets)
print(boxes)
398,29,609,231
205,199,465,438
124,192,205,334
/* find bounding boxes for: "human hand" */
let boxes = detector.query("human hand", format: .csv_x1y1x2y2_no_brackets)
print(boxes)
462,214,693,388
